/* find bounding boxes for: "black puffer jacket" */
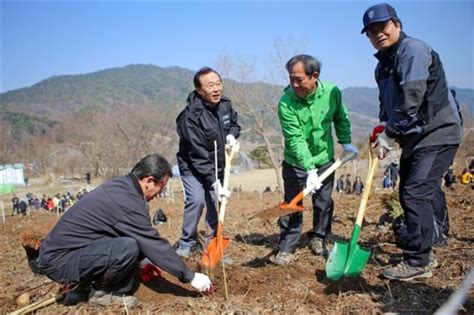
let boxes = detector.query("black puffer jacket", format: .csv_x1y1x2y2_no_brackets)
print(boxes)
176,91,240,187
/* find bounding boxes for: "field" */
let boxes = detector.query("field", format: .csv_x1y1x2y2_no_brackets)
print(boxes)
0,168,473,314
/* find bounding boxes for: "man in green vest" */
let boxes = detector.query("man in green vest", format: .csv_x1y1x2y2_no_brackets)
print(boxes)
271,54,357,266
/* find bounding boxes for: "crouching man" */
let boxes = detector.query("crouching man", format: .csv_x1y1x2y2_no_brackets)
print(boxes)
37,154,212,307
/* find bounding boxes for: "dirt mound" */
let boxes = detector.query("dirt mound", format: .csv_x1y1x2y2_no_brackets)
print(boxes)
1,186,472,314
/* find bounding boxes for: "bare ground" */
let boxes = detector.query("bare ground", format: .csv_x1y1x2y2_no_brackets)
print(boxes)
1,180,473,314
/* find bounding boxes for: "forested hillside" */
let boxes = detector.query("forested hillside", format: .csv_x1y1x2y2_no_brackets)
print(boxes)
1,64,472,177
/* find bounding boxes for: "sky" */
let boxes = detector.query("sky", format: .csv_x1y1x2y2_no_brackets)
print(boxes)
1,0,473,93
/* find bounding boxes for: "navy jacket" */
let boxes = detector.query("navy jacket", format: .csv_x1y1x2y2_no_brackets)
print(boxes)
38,174,194,283
176,91,240,187
375,32,462,156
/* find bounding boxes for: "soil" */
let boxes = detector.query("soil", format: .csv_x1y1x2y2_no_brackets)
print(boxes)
1,182,473,314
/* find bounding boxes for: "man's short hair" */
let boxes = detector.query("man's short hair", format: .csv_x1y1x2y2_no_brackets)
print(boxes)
285,54,322,76
131,154,172,182
193,67,222,89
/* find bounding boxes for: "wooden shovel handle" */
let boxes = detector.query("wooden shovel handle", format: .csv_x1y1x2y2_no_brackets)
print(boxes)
295,151,358,205
218,142,240,223
355,150,379,227
9,294,63,315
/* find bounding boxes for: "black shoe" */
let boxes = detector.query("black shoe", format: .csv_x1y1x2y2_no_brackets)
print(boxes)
62,282,91,305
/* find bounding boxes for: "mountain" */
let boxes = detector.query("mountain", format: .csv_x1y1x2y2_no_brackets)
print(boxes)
1,64,472,142
1,64,194,115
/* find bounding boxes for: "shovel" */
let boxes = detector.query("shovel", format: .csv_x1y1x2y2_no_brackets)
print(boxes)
256,151,357,220
325,148,378,280
201,141,240,268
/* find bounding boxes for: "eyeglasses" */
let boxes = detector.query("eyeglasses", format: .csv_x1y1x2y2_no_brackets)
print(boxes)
366,20,392,38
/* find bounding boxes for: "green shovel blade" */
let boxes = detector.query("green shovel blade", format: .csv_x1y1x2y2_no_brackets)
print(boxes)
326,225,371,280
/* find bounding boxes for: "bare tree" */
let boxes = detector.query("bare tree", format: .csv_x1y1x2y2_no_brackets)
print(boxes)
217,38,308,190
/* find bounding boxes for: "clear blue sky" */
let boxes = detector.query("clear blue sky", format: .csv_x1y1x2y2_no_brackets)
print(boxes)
1,0,473,93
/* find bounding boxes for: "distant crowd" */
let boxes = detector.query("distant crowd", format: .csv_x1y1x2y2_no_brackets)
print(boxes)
10,188,90,216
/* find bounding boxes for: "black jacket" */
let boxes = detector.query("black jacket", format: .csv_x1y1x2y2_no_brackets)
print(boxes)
176,91,240,187
375,32,462,156
38,174,194,283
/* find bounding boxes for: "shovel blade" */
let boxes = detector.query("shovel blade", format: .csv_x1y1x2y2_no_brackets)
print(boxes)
326,241,371,281
256,202,305,220
201,236,230,268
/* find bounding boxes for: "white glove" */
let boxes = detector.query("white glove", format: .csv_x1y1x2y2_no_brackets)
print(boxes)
306,169,322,192
190,272,213,292
212,180,231,201
226,134,237,149
372,131,395,160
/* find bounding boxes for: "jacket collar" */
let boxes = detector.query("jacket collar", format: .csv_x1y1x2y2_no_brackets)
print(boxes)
290,79,325,104
186,90,228,112
128,173,144,198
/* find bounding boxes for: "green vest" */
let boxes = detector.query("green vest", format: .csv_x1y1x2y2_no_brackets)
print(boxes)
278,80,352,170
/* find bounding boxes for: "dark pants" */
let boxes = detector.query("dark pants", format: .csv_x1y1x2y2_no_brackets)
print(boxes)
178,174,218,249
397,145,458,267
41,237,139,294
278,160,335,253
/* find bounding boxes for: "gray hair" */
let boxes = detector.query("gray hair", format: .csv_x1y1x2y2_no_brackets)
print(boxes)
285,54,322,76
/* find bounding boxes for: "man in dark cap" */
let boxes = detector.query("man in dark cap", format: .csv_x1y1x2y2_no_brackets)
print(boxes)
361,3,462,281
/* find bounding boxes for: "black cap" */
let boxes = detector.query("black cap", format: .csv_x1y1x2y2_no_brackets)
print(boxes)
361,3,398,34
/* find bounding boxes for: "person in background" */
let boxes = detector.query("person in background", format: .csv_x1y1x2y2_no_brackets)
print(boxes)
362,3,462,281
175,67,241,258
459,168,472,185
443,165,455,189
272,54,357,265
11,194,19,216
345,174,352,194
352,176,364,195
38,154,212,307
336,174,345,193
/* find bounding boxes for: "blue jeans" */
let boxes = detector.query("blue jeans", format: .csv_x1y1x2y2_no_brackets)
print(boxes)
178,174,218,249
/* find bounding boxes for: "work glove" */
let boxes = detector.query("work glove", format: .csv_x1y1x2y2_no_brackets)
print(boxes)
370,122,387,144
342,143,359,157
190,272,213,293
226,134,238,149
139,258,162,282
306,169,323,193
372,132,395,160
212,180,231,202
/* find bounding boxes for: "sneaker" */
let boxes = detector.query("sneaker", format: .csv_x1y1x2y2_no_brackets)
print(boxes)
63,282,91,305
88,290,139,307
269,251,294,266
382,261,432,281
175,245,192,258
308,237,328,256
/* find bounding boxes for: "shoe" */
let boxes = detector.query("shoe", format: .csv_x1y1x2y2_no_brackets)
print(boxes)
427,251,439,269
382,261,432,281
88,290,139,307
308,237,328,256
269,251,294,266
63,282,91,305
175,245,192,258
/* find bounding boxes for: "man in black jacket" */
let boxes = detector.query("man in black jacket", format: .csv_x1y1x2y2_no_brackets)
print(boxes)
362,3,462,281
38,154,212,307
175,67,240,257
